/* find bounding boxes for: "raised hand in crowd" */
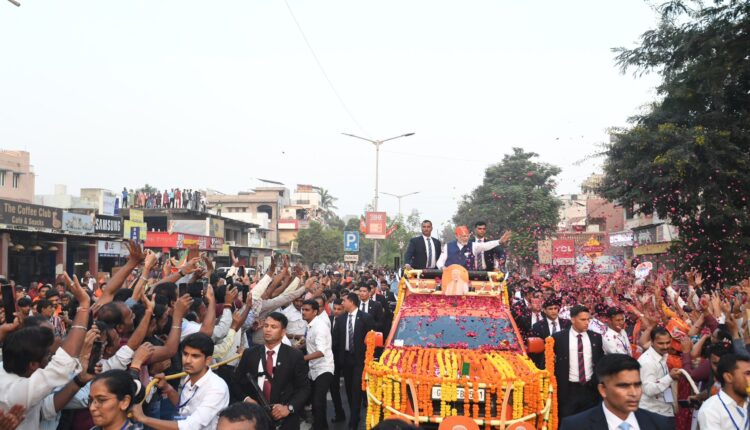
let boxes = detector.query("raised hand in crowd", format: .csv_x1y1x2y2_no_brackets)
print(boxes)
0,405,25,430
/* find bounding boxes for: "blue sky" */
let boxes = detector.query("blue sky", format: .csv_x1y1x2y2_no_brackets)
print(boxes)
1,0,661,229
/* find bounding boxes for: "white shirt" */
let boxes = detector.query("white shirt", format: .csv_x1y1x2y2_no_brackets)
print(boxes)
637,347,675,417
281,305,306,336
603,327,632,356
568,328,594,382
423,236,436,268
589,317,608,335
306,313,334,380
0,348,81,430
436,239,501,269
99,345,134,371
547,318,561,335
602,402,641,430
531,312,543,326
180,308,232,342
474,237,487,270
698,390,750,430
360,300,370,314
176,368,229,430
345,310,357,352
257,343,281,390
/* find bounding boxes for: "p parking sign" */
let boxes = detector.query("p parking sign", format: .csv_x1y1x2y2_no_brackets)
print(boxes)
344,231,359,252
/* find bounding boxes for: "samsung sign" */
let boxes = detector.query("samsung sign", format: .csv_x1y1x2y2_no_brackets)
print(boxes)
95,215,123,235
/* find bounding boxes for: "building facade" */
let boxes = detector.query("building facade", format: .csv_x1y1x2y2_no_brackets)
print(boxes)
0,150,35,203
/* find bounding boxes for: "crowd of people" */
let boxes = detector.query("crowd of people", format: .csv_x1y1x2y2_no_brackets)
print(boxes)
0,241,402,430
1,216,750,430
402,218,750,430
120,188,207,212
504,265,750,430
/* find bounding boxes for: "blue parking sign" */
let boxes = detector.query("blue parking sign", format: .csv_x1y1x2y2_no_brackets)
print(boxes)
344,231,359,252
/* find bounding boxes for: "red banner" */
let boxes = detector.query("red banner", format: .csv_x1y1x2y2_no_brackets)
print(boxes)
145,231,224,251
365,211,387,239
552,239,575,266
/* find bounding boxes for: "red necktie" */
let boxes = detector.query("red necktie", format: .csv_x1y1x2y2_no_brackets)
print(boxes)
263,350,274,401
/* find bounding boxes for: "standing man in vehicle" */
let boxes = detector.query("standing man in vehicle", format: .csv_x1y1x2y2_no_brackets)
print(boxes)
470,221,510,271
403,220,441,270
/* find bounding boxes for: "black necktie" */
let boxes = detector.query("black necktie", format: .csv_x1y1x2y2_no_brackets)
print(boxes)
426,238,432,267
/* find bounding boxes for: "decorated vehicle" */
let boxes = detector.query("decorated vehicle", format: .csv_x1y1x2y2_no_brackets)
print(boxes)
363,265,557,429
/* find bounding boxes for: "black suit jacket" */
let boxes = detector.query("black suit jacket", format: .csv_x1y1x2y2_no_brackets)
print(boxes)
532,317,572,339
332,310,375,365
559,402,671,430
516,311,547,339
552,329,605,401
403,236,441,269
231,344,311,413
360,300,384,332
529,318,571,369
468,237,505,271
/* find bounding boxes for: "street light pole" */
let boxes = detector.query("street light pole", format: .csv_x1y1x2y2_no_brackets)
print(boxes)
381,191,420,216
342,132,415,265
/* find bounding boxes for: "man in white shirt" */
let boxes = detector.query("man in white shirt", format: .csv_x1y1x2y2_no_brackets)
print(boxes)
403,220,441,270
698,353,750,430
603,307,632,356
552,305,605,418
301,300,335,430
560,353,672,430
281,297,307,344
637,327,681,425
132,333,230,430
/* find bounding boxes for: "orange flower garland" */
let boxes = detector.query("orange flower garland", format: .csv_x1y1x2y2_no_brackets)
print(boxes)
364,343,553,428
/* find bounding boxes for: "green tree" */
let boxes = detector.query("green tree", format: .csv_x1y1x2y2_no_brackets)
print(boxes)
598,0,750,282
296,221,342,265
138,184,158,195
453,148,561,271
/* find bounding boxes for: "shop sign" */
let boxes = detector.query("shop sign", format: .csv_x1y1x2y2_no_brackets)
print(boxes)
634,226,657,245
130,209,144,223
95,215,123,235
101,192,116,216
97,240,127,257
123,220,147,240
62,212,95,234
209,218,225,239
634,242,671,256
0,199,62,230
145,231,224,251
581,237,605,258
552,239,575,266
576,255,624,274
609,231,634,247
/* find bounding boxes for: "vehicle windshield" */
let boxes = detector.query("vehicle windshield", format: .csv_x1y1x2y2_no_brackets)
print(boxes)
391,294,522,351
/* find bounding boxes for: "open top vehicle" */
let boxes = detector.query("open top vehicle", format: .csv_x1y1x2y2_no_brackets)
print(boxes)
363,265,557,430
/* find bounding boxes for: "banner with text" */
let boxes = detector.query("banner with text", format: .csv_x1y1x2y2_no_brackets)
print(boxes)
552,239,575,266
365,211,387,239
0,199,62,230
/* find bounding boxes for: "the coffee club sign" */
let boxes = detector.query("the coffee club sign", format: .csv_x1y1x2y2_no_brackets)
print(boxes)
0,199,62,230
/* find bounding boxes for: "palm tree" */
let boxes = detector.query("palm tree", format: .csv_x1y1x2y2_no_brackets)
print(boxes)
317,188,338,221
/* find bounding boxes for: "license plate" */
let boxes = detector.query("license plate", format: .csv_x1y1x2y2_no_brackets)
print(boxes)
431,386,485,402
